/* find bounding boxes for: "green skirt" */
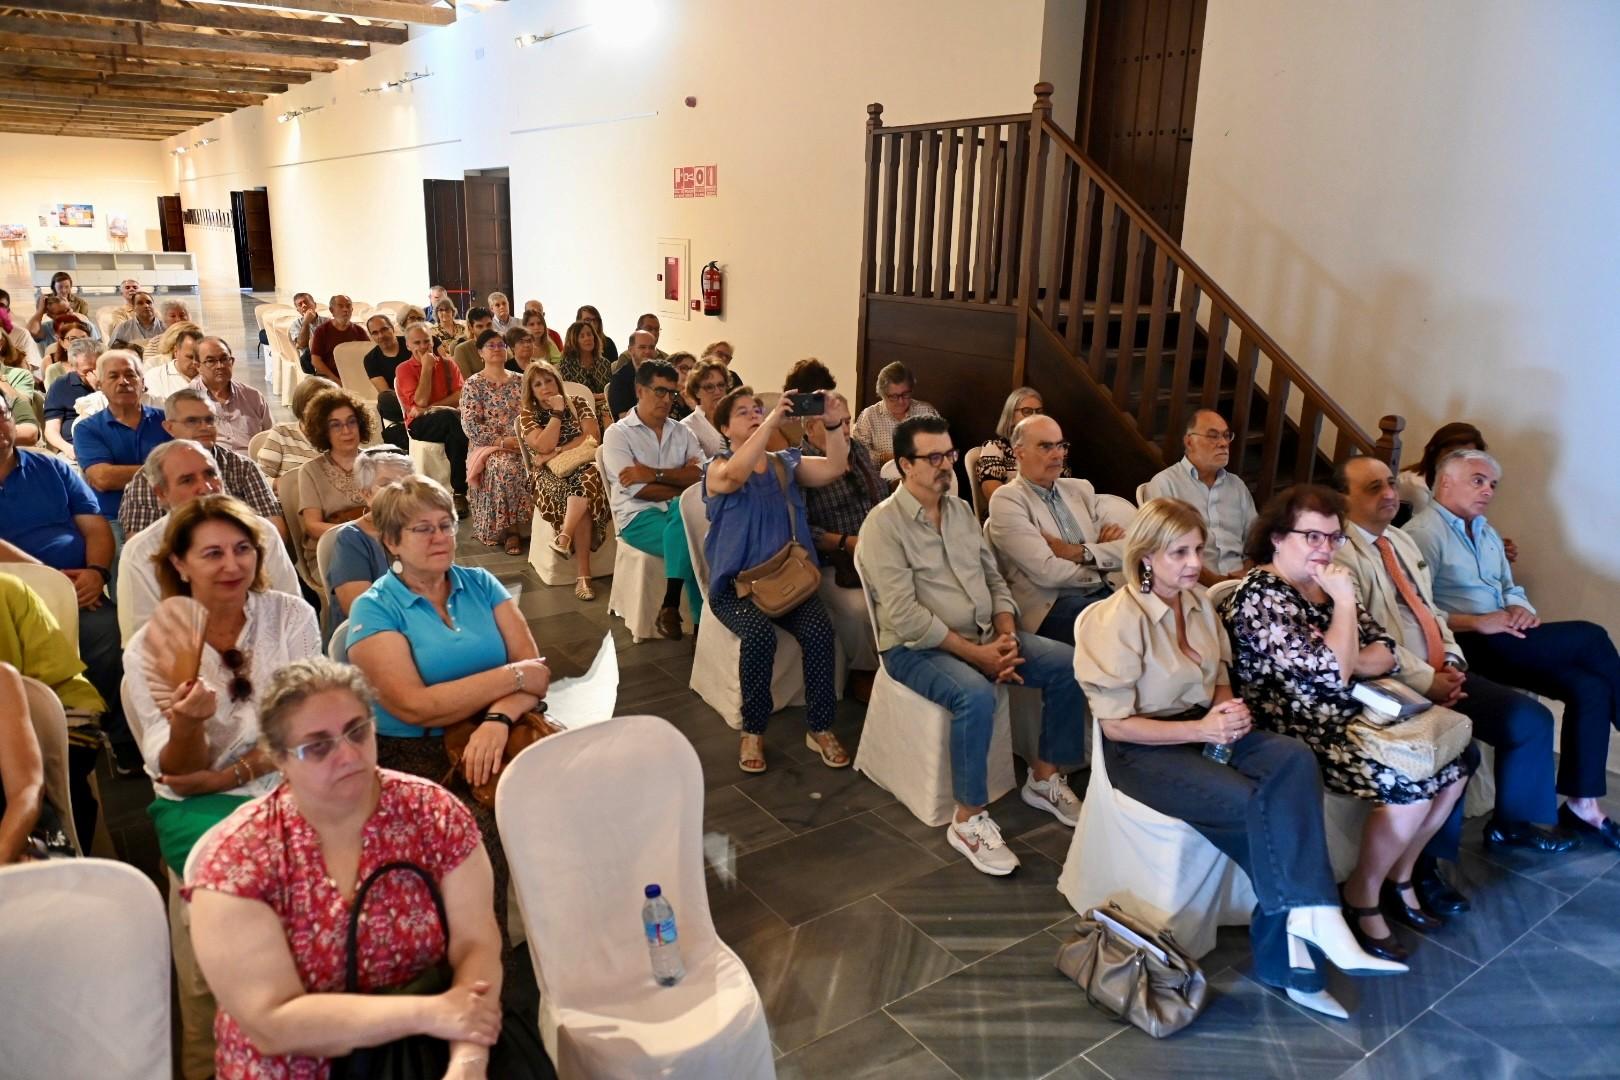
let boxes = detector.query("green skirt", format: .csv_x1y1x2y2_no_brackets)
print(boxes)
148,793,252,874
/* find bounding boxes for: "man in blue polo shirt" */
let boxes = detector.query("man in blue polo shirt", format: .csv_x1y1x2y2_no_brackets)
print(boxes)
72,349,170,524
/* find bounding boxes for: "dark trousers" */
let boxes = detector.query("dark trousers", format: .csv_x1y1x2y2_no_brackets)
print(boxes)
1034,589,1109,646
707,582,838,735
1105,730,1340,992
376,390,409,451
79,602,128,744
1425,672,1557,861
1456,620,1620,798
407,408,470,494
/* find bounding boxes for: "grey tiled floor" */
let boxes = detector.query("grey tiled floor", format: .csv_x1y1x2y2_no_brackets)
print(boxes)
75,283,1620,1078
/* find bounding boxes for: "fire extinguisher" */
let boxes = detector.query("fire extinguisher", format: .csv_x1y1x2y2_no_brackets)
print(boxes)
701,261,723,317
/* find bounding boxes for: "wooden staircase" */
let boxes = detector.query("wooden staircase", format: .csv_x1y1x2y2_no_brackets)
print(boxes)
855,82,1404,500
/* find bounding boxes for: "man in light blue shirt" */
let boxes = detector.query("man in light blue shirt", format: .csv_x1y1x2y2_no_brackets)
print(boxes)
1143,409,1255,582
600,358,702,638
1407,448,1620,850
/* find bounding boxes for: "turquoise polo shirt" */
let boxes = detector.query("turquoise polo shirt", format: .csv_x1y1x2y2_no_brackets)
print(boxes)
346,563,513,738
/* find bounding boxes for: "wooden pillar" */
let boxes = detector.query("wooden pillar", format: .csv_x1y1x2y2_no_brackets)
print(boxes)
856,102,884,411
1375,414,1406,473
1010,82,1052,388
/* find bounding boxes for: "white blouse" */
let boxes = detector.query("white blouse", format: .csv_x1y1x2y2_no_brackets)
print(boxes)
681,407,726,459
127,590,321,801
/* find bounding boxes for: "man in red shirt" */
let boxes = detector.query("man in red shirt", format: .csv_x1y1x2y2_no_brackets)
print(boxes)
393,323,469,507
308,294,367,382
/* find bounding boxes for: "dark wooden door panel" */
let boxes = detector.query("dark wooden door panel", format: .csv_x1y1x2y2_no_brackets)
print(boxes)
463,176,512,307
241,189,275,292
423,178,469,314
157,195,185,252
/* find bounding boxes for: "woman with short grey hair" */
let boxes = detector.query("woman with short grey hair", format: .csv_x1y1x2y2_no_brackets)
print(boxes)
324,450,414,624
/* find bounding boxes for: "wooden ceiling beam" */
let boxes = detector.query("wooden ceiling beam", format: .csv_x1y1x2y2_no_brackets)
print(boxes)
0,59,289,95
0,119,177,137
0,101,207,125
0,47,313,86
0,31,341,73
0,0,408,46
0,85,234,115
206,0,454,28
0,14,371,61
0,75,263,108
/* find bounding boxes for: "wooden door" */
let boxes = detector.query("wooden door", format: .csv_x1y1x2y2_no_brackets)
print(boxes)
157,195,185,252
1078,0,1206,240
423,178,468,314
230,191,251,289
240,190,276,292
463,175,512,308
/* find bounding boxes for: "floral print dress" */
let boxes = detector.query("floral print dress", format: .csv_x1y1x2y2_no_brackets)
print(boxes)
459,372,533,544
1219,569,1466,804
520,395,611,551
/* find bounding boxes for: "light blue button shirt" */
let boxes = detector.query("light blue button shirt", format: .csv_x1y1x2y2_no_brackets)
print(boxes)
601,406,703,531
1404,502,1534,616
1143,457,1256,575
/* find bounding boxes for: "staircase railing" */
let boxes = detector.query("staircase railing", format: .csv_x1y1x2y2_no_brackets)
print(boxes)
858,82,1403,498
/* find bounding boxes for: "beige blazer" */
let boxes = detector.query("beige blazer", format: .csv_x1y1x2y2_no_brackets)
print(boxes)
1334,524,1461,694
985,477,1125,632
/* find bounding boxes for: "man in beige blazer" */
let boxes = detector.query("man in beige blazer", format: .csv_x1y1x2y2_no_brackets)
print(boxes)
985,415,1126,643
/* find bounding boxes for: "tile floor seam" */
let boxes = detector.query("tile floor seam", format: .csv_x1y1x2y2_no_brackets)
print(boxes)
1225,967,1368,1056
869,892,973,980
877,1005,968,1080
865,807,963,864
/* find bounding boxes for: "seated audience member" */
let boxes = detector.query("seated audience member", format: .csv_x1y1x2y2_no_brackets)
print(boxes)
601,359,704,637
111,290,162,345
188,659,503,1080
460,331,531,554
1078,499,1407,1016
705,388,852,772
430,297,465,358
309,294,367,383
1221,485,1470,963
619,313,667,368
0,335,39,447
347,477,552,942
0,661,77,861
978,387,1049,503
798,388,883,574
0,289,42,368
1334,457,1571,918
256,376,334,482
41,335,97,456
668,350,696,421
31,295,99,349
1407,449,1620,848
702,341,743,390
120,388,285,540
324,451,413,627
290,291,327,374
74,350,169,522
363,312,412,448
46,272,90,319
190,337,271,454
558,318,614,398
606,328,657,420
452,306,495,379
488,291,516,334
159,298,192,330
576,304,617,362
1396,422,1517,561
861,415,1087,875
1144,409,1255,584
680,357,730,458
108,278,142,324
145,321,206,400
504,326,537,372
854,361,941,464
521,308,563,359
296,388,377,566
428,282,450,310
985,415,1123,645
0,577,107,855
118,440,301,644
40,312,91,374
395,322,470,505
520,362,610,598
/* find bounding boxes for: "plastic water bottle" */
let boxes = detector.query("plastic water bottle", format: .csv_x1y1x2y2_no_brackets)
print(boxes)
1203,742,1234,765
642,884,685,986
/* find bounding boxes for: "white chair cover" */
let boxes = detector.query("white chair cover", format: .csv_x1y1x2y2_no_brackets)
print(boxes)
328,618,350,662
496,716,774,1079
333,341,376,401
1058,718,1257,958
0,859,171,1080
276,468,322,591
528,507,618,586
1464,741,1496,819
20,674,81,854
408,436,454,489
601,446,689,643
964,445,986,520
850,554,1014,825
817,566,878,671
246,428,273,463
1136,481,1151,507
1,563,79,649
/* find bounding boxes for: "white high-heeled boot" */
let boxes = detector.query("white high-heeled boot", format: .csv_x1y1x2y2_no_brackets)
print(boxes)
1285,935,1349,1020
1286,906,1408,975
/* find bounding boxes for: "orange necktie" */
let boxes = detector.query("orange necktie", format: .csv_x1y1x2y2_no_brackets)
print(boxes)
1375,535,1447,667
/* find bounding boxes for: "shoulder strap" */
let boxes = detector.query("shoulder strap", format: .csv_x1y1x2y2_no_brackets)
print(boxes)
345,861,449,993
770,454,797,541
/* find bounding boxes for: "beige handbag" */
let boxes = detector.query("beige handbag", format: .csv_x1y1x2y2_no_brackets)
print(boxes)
546,436,599,477
1054,904,1207,1038
733,456,821,617
1348,702,1472,782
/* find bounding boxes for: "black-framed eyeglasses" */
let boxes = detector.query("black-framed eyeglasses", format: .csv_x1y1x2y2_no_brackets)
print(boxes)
904,448,959,468
1034,440,1070,454
1285,529,1347,549
285,717,375,763
642,385,678,399
220,648,253,703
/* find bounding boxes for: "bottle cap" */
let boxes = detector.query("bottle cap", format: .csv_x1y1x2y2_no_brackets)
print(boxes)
644,884,661,898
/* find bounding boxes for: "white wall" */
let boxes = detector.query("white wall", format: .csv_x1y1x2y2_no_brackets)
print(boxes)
1182,0,1620,635
0,134,166,256
162,0,1061,393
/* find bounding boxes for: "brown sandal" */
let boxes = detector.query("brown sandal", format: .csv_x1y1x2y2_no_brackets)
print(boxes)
806,731,850,768
504,534,524,555
739,734,767,774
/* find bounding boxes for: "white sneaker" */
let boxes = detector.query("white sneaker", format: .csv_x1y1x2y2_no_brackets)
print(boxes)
947,811,1020,876
1021,772,1080,827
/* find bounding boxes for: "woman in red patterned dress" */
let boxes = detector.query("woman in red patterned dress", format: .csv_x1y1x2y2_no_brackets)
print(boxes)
186,658,504,1079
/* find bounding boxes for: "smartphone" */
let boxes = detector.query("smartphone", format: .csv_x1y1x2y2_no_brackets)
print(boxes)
786,391,826,416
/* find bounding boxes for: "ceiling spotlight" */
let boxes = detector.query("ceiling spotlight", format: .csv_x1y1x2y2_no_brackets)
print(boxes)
172,146,188,156
277,105,323,123
193,137,218,149
363,70,432,95
515,25,589,47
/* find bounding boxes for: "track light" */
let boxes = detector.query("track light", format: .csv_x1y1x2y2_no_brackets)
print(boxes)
277,106,323,123
362,69,433,95
515,25,589,47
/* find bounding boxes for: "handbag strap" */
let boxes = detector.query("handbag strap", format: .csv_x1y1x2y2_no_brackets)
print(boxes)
769,454,799,547
1082,949,1146,1021
345,861,450,993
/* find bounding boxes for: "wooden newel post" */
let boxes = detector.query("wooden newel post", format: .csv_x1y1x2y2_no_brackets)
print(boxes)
866,102,884,135
1032,81,1054,119
1375,414,1406,473
1011,82,1056,387
857,102,886,407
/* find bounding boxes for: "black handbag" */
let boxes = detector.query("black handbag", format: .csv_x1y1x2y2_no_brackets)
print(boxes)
329,862,453,1080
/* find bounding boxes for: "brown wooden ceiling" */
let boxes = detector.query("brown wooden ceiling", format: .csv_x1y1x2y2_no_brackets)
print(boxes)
0,0,455,141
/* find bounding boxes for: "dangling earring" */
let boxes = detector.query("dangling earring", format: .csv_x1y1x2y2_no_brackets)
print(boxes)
1139,562,1154,594
390,557,404,575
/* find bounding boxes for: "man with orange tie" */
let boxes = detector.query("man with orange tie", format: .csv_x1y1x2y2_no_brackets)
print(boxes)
1335,456,1575,918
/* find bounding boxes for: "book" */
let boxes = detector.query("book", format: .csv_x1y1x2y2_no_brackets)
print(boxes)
1351,677,1431,722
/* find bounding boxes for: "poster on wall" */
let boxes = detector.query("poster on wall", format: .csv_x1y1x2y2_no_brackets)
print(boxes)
656,238,691,320
56,204,94,228
0,225,28,241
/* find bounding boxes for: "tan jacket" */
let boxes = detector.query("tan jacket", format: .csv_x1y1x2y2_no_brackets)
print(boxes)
984,477,1126,632
1334,524,1461,694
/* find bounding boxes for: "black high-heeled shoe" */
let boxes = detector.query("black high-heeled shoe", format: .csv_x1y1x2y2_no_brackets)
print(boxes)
1381,879,1444,932
1341,885,1410,964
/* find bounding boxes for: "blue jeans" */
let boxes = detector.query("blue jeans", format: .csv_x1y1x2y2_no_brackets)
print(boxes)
1035,589,1109,645
882,631,1087,807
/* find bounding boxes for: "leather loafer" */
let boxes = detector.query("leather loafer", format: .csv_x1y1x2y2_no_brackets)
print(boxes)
1381,880,1444,932
1487,818,1579,853
1558,804,1620,852
1413,857,1470,915
654,606,684,641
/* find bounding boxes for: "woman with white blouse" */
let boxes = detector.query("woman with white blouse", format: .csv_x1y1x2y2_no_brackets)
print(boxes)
680,357,730,459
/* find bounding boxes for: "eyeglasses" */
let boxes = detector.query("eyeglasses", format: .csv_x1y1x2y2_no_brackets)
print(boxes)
284,717,375,764
642,386,678,399
405,521,457,537
485,341,510,351
220,648,252,703
1285,529,1348,549
1034,440,1070,454
1014,405,1045,418
697,380,727,393
171,415,217,429
200,357,234,368
883,390,913,404
328,416,360,431
905,448,959,468
1193,429,1235,443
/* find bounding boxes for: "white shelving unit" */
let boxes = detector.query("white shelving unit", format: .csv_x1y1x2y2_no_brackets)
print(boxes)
27,250,198,292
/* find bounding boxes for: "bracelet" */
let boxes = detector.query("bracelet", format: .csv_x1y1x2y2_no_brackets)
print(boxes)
509,662,525,692
482,711,514,728
233,761,247,785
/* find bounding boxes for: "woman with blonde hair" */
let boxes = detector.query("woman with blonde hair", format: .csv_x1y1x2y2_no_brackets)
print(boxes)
519,360,610,598
1071,497,1405,1021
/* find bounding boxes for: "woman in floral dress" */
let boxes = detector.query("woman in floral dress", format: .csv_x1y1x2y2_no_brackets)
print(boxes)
459,329,532,552
519,360,610,600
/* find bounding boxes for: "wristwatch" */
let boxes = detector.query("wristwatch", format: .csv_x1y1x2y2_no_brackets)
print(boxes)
482,712,514,728
86,563,111,581
1077,546,1095,567
653,468,666,484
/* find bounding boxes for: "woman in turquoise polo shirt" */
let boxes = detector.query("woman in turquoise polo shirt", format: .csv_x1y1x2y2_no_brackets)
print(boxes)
346,475,551,945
